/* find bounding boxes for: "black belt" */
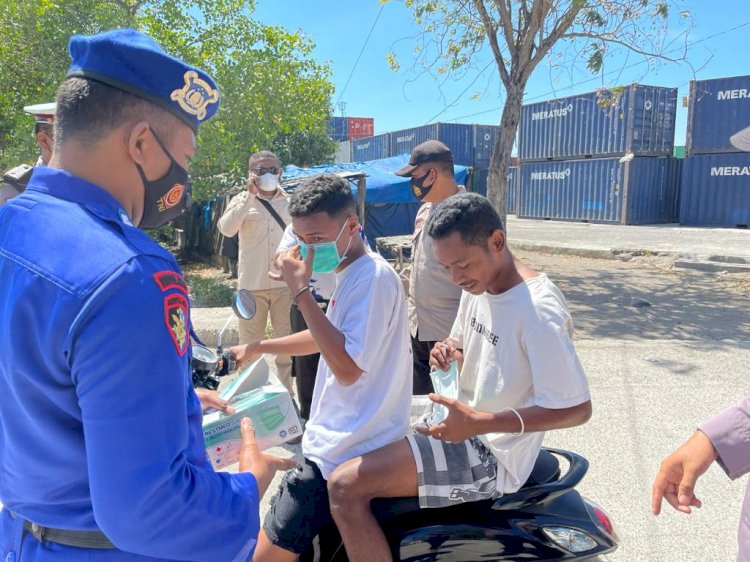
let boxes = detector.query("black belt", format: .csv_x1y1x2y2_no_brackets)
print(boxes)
20,517,115,549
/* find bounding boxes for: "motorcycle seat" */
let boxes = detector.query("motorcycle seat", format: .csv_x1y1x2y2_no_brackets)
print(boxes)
370,449,560,521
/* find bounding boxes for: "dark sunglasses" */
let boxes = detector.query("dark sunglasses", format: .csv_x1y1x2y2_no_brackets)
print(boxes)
250,167,280,176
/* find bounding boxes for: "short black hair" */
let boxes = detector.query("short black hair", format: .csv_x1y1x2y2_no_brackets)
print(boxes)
288,174,356,219
250,150,280,164
426,192,504,247
54,77,181,149
34,122,53,137
431,159,454,177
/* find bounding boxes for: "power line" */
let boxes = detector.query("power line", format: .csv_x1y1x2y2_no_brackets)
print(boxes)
336,4,385,105
438,20,750,123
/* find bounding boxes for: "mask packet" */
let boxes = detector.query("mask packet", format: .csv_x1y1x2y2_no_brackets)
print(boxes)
427,360,459,424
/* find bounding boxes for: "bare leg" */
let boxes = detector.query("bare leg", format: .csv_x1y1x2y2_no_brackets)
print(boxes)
252,529,298,562
327,438,418,562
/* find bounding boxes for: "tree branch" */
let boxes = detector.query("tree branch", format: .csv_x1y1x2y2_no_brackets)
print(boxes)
561,31,683,63
473,0,510,86
530,2,584,68
492,0,516,52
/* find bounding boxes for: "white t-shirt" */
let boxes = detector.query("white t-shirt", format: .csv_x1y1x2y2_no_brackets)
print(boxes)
303,252,412,479
450,273,590,494
276,224,337,301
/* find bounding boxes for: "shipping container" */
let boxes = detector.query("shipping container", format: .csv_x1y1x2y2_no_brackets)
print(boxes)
351,133,390,162
473,124,501,167
347,117,375,140
686,75,750,155
471,167,519,214
679,153,750,227
518,156,679,224
389,123,474,166
334,141,351,164
519,84,677,161
327,116,348,142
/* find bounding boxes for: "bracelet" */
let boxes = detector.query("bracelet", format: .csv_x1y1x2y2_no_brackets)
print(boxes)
292,285,312,304
500,407,524,436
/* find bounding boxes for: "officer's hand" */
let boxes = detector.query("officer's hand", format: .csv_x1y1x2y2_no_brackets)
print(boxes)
246,172,260,195
652,430,718,516
230,341,261,371
268,245,312,294
238,418,297,496
194,388,235,414
429,339,463,371
415,394,489,443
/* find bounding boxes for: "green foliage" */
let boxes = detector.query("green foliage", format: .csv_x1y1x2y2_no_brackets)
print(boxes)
0,0,335,200
185,274,234,308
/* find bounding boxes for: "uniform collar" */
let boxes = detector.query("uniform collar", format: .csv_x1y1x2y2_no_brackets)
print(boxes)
26,166,133,226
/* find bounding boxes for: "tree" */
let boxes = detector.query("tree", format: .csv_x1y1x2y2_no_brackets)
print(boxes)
0,0,336,199
389,0,692,222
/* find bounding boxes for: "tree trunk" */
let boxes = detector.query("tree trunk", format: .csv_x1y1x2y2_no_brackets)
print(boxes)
487,82,525,228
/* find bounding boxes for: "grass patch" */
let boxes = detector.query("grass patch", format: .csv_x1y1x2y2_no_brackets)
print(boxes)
186,274,235,307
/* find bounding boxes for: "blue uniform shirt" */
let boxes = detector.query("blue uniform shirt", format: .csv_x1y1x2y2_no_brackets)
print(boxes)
0,167,259,561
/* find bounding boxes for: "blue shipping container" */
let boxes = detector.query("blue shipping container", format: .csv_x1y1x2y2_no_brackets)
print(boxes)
473,124,501,167
686,75,750,155
519,84,677,161
390,123,474,166
327,116,349,142
519,157,679,224
351,133,390,161
471,167,519,214
679,153,750,226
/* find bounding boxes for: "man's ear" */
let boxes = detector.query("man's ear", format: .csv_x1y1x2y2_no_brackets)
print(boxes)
126,121,153,166
36,132,52,153
488,229,506,253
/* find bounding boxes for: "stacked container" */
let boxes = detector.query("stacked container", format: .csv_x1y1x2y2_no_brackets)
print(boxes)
351,133,391,161
326,116,376,142
517,84,679,224
680,75,750,227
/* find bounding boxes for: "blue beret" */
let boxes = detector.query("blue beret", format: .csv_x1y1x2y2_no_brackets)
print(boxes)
66,28,220,130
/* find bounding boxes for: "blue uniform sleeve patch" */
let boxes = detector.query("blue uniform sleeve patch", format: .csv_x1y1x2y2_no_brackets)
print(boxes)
163,293,189,356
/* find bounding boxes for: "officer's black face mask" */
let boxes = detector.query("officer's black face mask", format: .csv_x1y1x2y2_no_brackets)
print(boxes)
409,168,434,201
135,128,192,230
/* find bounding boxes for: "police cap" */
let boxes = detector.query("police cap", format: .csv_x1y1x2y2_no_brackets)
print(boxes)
66,28,220,131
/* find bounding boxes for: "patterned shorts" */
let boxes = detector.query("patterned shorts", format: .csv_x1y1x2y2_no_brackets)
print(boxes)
406,433,499,508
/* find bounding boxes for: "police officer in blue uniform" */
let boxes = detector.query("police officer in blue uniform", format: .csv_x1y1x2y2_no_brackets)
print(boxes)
0,29,293,562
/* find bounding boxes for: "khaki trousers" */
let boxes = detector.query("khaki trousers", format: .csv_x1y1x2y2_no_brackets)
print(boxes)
238,287,294,396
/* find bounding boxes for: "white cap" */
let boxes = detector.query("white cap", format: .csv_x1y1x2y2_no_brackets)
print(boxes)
23,102,56,124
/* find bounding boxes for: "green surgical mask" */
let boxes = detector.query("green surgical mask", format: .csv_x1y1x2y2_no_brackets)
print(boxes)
298,219,354,273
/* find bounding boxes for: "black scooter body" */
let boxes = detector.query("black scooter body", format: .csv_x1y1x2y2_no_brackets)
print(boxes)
299,448,618,561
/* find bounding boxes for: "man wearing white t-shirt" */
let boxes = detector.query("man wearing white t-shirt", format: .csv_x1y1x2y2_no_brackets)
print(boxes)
232,174,412,561
326,192,593,562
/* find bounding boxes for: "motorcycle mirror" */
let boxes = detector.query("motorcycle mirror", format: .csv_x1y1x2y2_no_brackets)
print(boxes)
232,289,256,320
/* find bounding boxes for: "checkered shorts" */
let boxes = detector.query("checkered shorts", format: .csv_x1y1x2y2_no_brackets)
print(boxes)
406,433,499,508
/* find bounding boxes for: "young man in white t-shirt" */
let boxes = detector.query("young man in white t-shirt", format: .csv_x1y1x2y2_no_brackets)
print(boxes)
326,192,593,562
231,174,412,561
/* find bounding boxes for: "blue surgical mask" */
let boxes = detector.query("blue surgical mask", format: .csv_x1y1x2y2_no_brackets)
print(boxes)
298,219,354,273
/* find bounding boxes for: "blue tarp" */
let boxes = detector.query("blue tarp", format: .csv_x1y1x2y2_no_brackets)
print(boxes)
282,155,468,245
283,154,468,204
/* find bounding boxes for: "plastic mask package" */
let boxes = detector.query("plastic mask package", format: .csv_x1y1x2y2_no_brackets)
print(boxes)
202,384,301,470
427,360,459,424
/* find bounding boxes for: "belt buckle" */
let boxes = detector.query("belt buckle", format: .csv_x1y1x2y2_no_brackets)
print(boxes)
28,521,45,542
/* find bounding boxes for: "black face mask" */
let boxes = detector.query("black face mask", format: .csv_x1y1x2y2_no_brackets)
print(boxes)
410,168,434,201
135,129,192,230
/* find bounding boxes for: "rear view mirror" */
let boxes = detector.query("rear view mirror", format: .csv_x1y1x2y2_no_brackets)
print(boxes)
232,289,256,320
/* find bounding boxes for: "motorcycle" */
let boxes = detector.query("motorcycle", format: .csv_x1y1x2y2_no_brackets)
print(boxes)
193,291,618,560
301,447,618,561
191,289,257,390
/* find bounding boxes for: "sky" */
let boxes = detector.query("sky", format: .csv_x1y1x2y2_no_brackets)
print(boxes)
252,1,750,147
